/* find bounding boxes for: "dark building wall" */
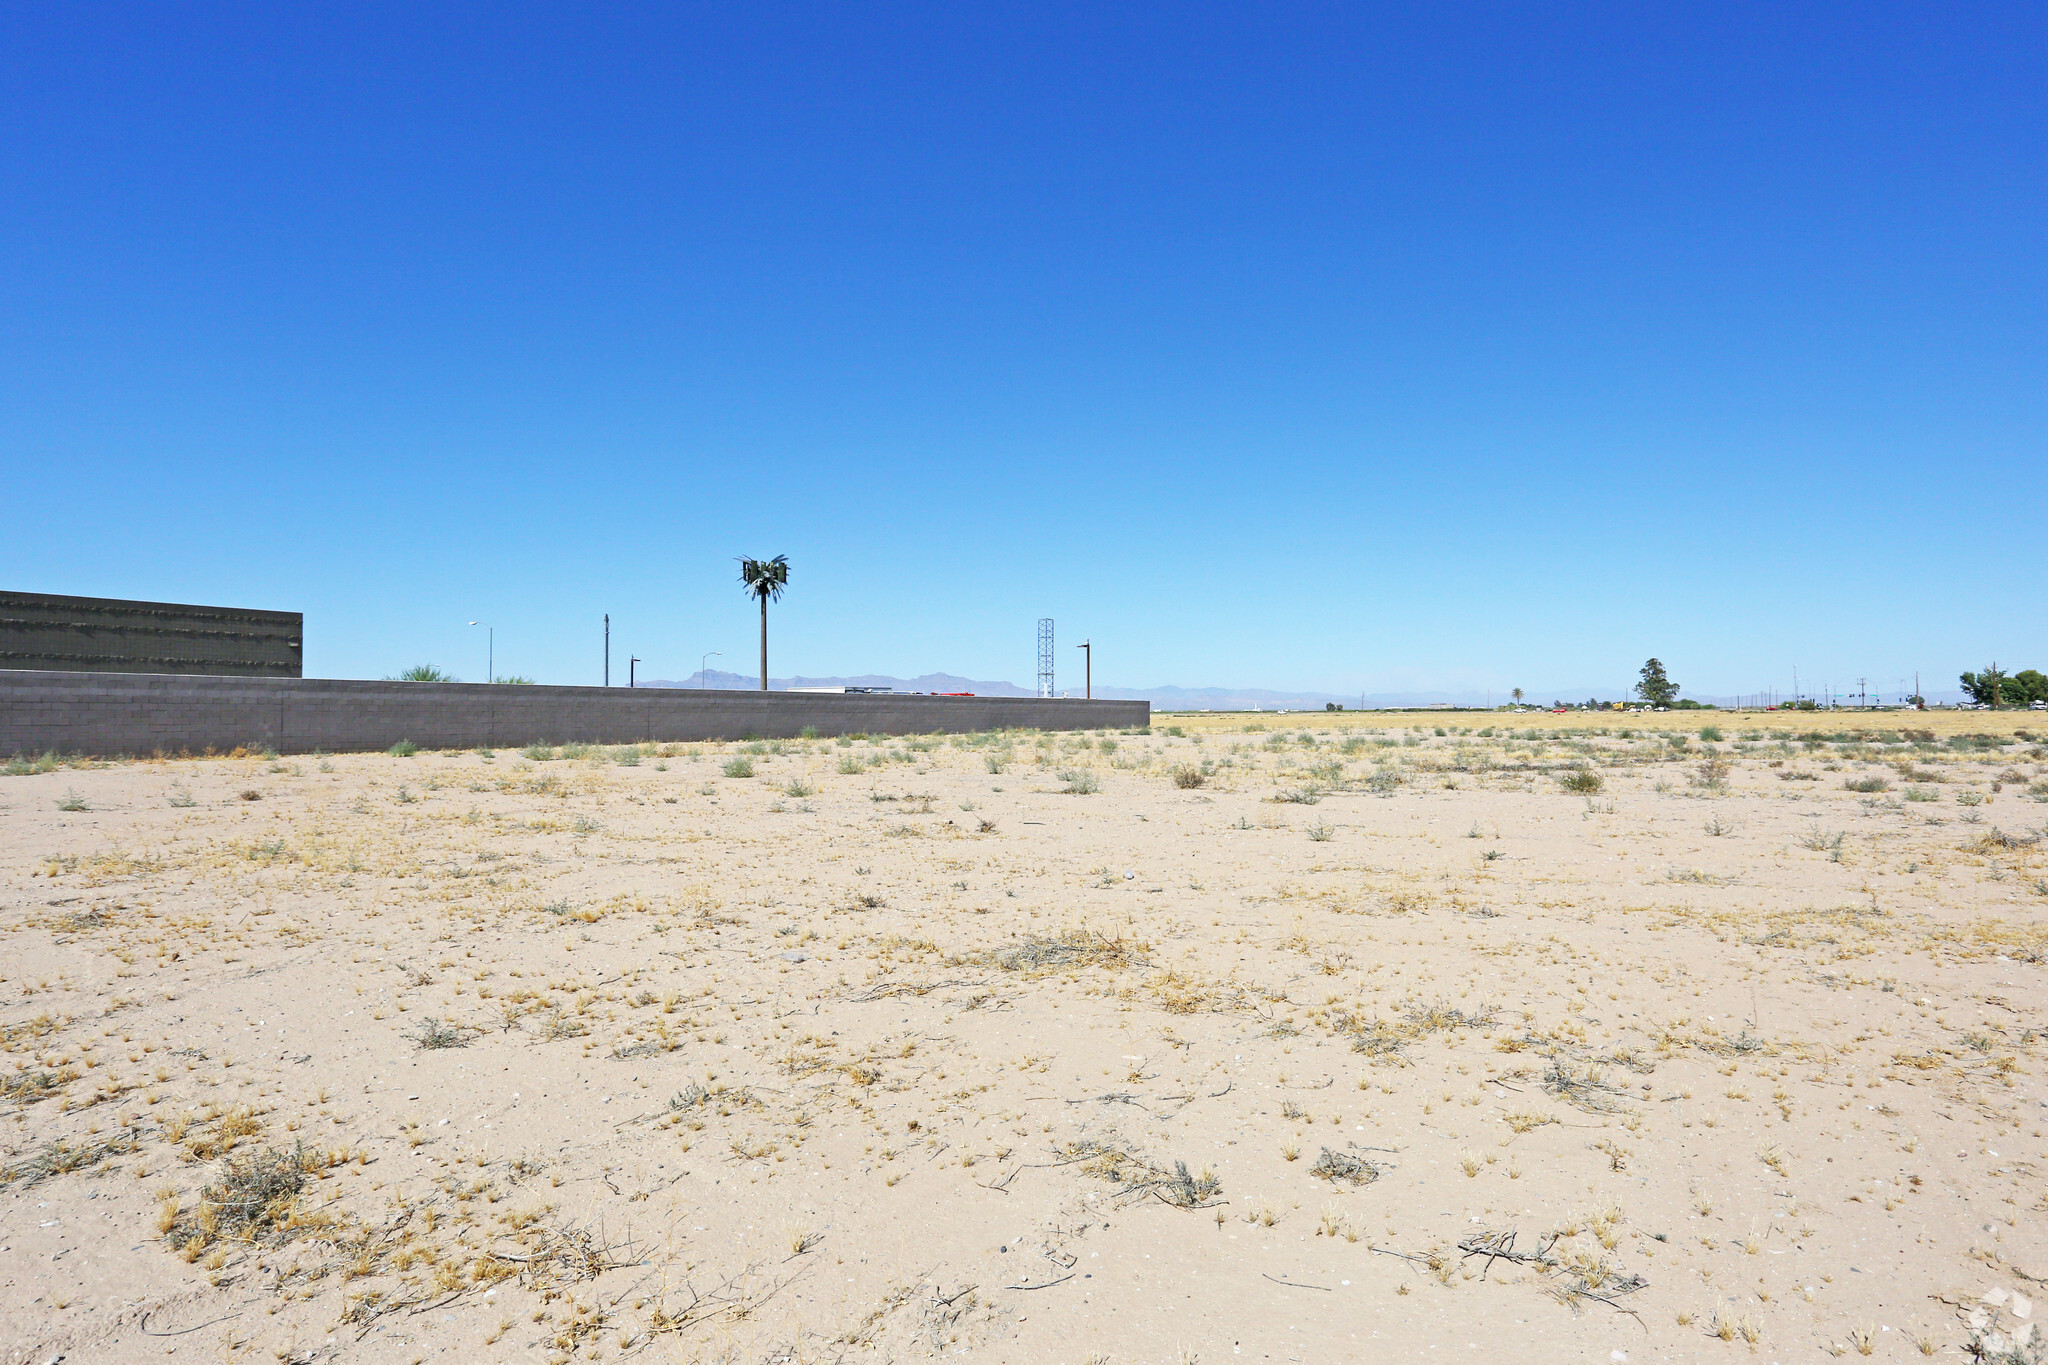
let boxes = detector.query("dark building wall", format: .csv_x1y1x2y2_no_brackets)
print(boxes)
0,591,302,677
0,671,1148,755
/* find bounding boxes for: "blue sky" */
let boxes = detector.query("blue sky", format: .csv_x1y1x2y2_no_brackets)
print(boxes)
4,3,2041,700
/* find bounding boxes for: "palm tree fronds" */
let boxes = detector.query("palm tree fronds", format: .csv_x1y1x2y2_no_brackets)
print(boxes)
738,555,790,602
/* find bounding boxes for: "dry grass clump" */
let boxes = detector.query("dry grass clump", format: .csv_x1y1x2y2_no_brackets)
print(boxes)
1,1130,138,1186
1345,1019,1414,1060
1404,998,1498,1032
1542,1058,1631,1114
166,1142,344,1255
1148,969,1215,1014
1309,1145,1383,1185
1169,765,1206,789
409,1017,477,1050
991,929,1148,975
0,1068,78,1106
1153,1160,1224,1208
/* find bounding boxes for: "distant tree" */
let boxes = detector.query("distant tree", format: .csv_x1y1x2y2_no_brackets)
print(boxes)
1635,658,1679,708
738,555,791,691
390,664,454,682
1511,688,1524,706
1959,665,2009,707
1968,666,2047,707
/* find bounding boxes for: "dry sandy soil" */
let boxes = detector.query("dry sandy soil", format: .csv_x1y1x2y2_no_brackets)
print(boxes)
2,714,2046,1364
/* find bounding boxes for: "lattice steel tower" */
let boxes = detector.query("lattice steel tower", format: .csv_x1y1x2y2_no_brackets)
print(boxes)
1037,618,1055,698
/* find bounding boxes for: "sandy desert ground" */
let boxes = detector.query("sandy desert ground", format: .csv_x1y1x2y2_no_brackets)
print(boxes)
2,715,2046,1364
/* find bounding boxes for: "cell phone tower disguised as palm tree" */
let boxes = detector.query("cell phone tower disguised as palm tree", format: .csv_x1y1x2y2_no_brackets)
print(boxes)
737,555,790,691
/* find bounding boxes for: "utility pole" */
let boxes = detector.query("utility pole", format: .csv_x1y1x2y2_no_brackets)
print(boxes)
630,656,640,689
604,615,611,687
1076,639,1091,700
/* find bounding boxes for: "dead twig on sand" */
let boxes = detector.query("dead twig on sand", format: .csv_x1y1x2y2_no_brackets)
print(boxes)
849,979,984,1002
1458,1228,1559,1278
489,1217,644,1291
1004,1272,1074,1290
139,1307,245,1337
1460,1226,1648,1324
1262,1272,1331,1291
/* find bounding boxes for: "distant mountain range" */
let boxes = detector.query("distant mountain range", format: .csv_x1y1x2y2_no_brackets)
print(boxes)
646,669,1960,710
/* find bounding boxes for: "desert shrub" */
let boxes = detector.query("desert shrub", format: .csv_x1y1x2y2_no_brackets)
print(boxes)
1556,769,1604,794
723,757,754,778
386,739,418,757
1169,765,1206,789
1843,776,1889,792
991,929,1147,974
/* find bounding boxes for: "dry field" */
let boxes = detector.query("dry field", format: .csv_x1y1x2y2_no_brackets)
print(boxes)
2,718,2046,1364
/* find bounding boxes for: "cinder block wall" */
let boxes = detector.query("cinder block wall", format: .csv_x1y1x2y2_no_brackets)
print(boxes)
0,591,302,676
0,671,1149,755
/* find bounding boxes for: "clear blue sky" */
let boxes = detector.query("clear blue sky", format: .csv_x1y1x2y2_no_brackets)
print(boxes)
4,4,2041,700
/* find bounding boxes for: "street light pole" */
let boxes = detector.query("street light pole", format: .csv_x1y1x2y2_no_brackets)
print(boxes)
1075,639,1091,700
701,651,721,689
468,621,491,684
604,615,610,687
630,656,640,689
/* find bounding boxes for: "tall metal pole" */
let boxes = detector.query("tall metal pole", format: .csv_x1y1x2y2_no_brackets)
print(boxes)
469,621,491,684
630,656,640,689
605,615,610,687
702,651,720,688
1037,619,1054,699
1076,639,1091,700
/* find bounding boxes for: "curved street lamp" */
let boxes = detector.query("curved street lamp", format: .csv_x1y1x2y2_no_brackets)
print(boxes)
468,621,492,684
701,651,721,689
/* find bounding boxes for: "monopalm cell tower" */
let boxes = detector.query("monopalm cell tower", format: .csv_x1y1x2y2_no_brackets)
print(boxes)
1037,618,1054,698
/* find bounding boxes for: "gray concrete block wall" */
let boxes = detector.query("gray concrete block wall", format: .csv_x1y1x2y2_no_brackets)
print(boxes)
0,671,1148,755
0,591,302,676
